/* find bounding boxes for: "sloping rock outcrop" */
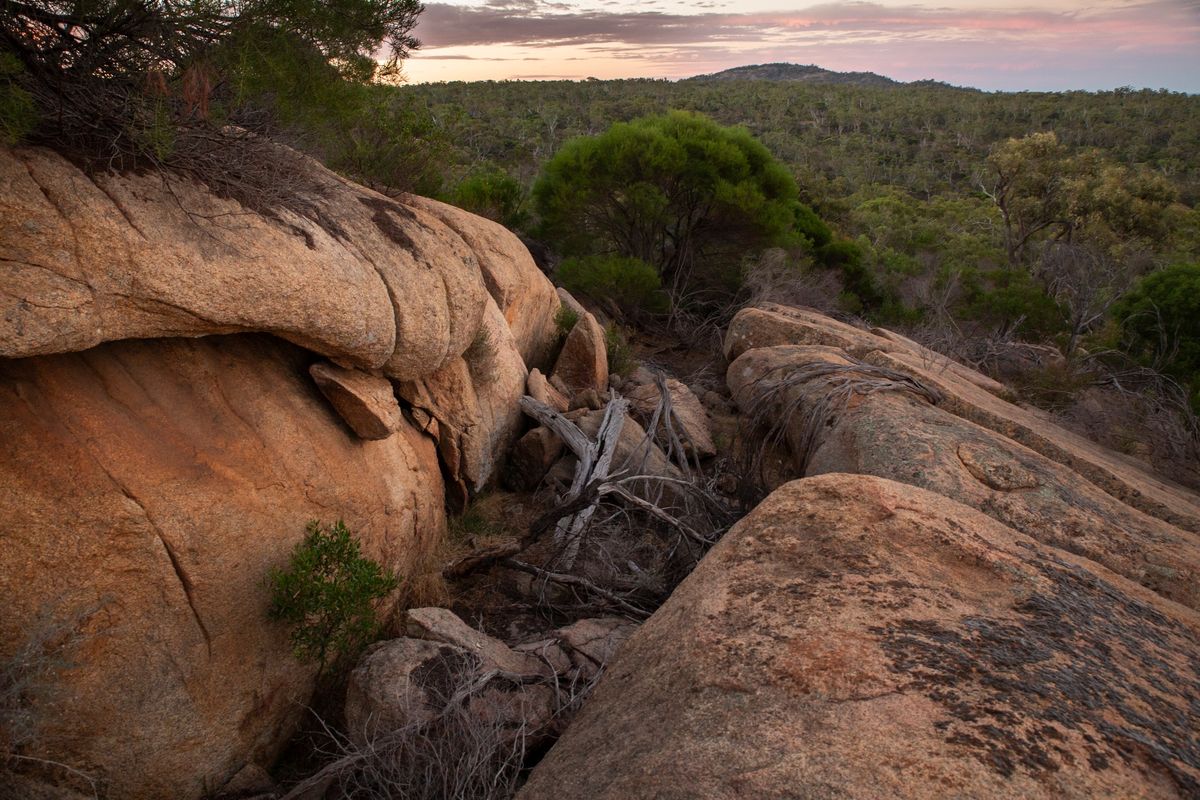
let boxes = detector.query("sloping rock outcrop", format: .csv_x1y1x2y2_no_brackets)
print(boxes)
0,144,562,798
519,474,1200,799
725,304,1200,533
0,147,485,377
728,344,1200,611
0,334,447,799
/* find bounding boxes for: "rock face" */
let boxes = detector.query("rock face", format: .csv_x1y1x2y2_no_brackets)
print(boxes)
552,308,608,396
520,474,1200,799
309,361,402,440
727,344,1200,611
0,144,562,798
397,298,530,503
401,195,561,370
725,304,1200,533
0,335,447,799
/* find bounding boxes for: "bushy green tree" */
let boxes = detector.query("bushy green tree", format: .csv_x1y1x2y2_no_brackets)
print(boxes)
2,0,439,198
447,165,530,229
4,1,421,87
557,255,669,315
266,520,399,673
1117,263,1200,404
533,110,820,297
983,132,1176,268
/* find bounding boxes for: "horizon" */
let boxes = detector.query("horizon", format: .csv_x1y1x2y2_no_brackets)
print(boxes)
401,0,1200,92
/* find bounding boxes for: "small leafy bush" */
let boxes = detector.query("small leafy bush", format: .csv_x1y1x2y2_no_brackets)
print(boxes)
448,164,530,230
558,255,669,316
1117,263,1200,407
0,53,36,145
604,323,636,377
267,520,399,673
554,304,580,340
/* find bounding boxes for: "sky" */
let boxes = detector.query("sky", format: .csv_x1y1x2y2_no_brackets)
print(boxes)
401,0,1200,91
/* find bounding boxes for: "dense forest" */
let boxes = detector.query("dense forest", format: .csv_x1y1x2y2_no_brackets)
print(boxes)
381,76,1200,482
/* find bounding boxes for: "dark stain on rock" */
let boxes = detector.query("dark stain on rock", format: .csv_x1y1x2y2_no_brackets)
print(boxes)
359,196,419,251
870,547,1200,794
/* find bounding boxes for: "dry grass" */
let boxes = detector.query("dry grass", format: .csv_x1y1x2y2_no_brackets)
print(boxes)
1,603,104,798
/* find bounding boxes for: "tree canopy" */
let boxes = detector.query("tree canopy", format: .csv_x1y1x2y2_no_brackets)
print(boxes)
2,0,421,83
1117,262,1200,405
1,0,433,199
533,111,819,299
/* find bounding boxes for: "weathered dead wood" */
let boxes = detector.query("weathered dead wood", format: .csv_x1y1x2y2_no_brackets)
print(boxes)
442,539,523,580
501,558,652,619
519,394,629,568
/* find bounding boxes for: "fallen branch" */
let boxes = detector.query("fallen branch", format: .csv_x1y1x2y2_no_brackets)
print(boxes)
442,539,523,580
501,558,653,619
519,395,629,568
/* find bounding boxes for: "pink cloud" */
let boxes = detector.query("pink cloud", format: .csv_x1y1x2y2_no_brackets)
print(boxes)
407,0,1200,89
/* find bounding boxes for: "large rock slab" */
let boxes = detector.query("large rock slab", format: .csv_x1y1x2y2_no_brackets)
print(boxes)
520,474,1200,799
861,347,1200,533
402,195,560,370
0,334,446,799
309,361,402,440
724,304,1005,396
724,305,1200,533
1,146,483,376
728,344,1200,611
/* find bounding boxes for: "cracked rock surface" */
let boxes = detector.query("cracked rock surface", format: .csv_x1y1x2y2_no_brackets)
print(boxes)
520,474,1200,800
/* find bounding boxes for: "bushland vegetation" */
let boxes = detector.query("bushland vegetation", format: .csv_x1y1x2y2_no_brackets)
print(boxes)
393,77,1198,484
1,0,447,206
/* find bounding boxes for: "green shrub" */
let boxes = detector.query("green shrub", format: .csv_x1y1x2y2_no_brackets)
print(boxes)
1116,263,1200,408
448,165,529,229
794,202,833,249
0,53,36,145
961,268,1066,340
558,255,670,316
266,520,399,673
604,323,636,377
820,239,888,311
533,110,813,301
554,304,580,340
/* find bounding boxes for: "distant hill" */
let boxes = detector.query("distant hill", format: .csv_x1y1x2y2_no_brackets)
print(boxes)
687,63,955,89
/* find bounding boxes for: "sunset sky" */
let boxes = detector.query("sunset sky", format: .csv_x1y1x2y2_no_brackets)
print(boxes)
403,0,1200,91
